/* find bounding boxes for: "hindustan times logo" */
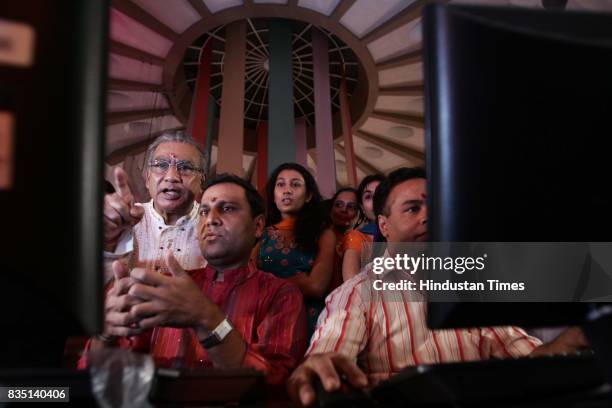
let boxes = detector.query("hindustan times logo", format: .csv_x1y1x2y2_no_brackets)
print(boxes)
372,253,487,275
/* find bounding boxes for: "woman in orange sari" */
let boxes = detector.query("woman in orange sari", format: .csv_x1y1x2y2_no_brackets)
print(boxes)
341,174,385,281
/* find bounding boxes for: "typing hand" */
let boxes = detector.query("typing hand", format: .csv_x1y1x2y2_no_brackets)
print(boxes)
287,352,368,407
103,167,145,251
531,326,589,357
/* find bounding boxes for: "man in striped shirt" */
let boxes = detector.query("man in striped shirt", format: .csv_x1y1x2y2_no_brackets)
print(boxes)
288,167,588,405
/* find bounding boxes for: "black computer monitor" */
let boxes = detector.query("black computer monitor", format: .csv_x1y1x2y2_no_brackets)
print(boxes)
422,4,612,329
0,1,108,367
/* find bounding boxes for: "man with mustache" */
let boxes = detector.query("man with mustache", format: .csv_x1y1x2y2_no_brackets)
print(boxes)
288,167,588,406
85,173,307,385
104,131,207,280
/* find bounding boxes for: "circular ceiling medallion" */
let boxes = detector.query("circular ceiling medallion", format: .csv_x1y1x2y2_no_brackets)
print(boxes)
387,126,415,139
127,121,152,134
363,146,384,159
108,91,134,108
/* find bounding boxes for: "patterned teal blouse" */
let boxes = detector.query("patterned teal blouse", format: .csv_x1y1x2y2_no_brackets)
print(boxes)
256,224,324,339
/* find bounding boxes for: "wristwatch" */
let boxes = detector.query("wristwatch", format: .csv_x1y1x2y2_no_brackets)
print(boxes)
200,318,234,349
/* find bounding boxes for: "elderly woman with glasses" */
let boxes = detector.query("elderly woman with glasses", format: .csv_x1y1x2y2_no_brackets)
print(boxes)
341,174,385,281
324,187,362,286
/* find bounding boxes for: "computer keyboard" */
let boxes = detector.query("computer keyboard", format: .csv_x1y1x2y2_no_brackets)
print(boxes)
317,352,609,408
148,366,265,405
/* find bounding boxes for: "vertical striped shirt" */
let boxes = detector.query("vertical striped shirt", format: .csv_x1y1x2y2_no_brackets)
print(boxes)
307,260,541,384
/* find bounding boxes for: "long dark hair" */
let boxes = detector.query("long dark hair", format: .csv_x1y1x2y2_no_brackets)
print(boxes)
265,163,324,253
357,174,386,212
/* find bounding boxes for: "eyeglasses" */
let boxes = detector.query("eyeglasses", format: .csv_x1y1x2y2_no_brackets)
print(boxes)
149,158,203,177
333,200,359,212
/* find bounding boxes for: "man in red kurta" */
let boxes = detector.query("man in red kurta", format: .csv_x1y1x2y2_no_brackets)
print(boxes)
80,173,307,385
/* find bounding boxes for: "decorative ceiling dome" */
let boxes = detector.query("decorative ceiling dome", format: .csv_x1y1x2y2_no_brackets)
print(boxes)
106,0,612,186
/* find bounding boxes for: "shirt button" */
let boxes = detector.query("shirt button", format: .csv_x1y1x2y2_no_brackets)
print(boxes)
177,248,181,252
160,246,164,250
158,226,162,230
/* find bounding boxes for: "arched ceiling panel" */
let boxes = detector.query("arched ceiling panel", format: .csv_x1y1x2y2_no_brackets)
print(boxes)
130,0,202,33
367,17,421,63
340,0,417,38
334,147,367,186
348,137,418,169
254,0,289,4
297,0,343,16
108,53,164,83
106,115,183,153
375,95,424,115
378,62,422,86
110,8,174,57
107,91,169,112
360,118,425,150
105,0,612,178
202,0,244,13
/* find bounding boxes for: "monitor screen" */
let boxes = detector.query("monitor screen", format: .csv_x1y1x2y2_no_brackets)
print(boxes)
0,1,108,366
422,4,612,329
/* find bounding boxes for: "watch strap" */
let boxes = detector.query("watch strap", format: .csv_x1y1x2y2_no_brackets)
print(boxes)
200,318,233,349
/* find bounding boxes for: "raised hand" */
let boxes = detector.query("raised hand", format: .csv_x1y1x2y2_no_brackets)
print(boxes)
103,167,145,251
128,251,224,331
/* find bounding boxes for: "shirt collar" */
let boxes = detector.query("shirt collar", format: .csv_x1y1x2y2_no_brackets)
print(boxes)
148,200,199,226
359,221,377,235
202,261,256,286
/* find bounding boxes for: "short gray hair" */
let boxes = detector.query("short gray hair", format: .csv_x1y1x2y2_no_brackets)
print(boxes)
145,131,209,174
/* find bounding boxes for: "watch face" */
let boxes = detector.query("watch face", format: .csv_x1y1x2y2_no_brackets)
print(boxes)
201,318,233,349
215,319,233,339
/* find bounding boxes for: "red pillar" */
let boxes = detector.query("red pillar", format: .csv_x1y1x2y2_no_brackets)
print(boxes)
188,40,212,148
340,72,357,187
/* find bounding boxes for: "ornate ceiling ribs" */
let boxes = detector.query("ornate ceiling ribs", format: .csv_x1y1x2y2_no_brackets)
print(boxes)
109,40,165,65
107,0,437,174
370,111,424,129
376,50,422,70
361,0,429,43
330,0,358,22
378,84,423,97
108,78,164,92
186,0,212,18
107,108,172,125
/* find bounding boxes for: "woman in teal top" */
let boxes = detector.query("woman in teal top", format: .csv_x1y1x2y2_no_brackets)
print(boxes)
255,163,336,338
